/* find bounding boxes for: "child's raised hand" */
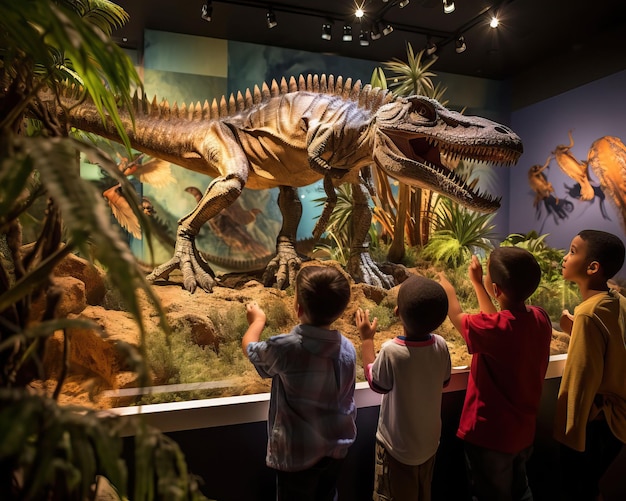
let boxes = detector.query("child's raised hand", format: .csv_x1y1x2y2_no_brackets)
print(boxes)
355,308,377,341
468,255,484,286
246,301,266,326
560,309,574,335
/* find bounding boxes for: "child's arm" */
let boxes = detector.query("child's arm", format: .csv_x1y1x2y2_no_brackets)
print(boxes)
438,273,466,333
355,308,378,368
468,255,497,314
241,301,267,358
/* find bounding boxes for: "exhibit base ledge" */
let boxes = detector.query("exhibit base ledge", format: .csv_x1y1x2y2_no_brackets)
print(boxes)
104,354,568,436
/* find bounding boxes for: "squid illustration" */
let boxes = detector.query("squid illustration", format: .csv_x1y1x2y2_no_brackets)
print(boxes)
549,132,626,232
528,155,557,207
552,130,595,201
586,136,626,231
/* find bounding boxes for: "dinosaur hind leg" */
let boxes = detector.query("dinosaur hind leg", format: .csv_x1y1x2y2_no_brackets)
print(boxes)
347,182,395,289
262,185,304,289
147,175,244,293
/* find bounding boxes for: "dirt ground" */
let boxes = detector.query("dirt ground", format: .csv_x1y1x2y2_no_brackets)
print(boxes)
37,259,570,409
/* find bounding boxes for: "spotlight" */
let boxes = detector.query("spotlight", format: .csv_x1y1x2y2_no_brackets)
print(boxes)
425,37,437,56
490,16,499,28
342,24,352,42
266,9,277,29
321,22,332,40
382,24,394,36
201,1,212,22
443,0,455,14
370,24,381,41
359,29,370,46
455,35,466,53
399,0,410,7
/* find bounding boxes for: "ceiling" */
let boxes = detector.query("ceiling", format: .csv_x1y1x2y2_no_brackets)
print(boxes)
112,0,626,82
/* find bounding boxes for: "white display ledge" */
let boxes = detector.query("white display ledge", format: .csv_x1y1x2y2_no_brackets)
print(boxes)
104,354,568,436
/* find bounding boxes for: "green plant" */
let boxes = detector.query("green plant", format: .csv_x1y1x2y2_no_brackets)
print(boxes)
502,231,565,282
422,197,497,267
369,43,449,262
0,1,207,498
313,183,379,266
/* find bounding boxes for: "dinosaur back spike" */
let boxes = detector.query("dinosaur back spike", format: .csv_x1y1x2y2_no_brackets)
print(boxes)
236,91,245,112
359,84,372,107
192,101,202,120
350,79,362,100
209,98,218,119
161,99,170,119
150,96,159,117
132,91,140,113
270,79,280,97
295,74,304,91
312,74,320,93
320,74,328,93
219,95,228,117
289,76,298,92
342,77,353,99
227,93,236,115
244,88,253,108
335,76,343,95
262,82,271,100
279,77,289,94
253,84,263,104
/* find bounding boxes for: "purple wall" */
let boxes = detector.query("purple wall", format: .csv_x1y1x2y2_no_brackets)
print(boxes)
509,70,626,278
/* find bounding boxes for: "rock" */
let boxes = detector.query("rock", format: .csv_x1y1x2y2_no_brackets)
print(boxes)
53,252,106,305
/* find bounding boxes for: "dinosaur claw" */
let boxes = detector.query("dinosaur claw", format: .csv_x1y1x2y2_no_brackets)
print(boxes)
348,251,395,289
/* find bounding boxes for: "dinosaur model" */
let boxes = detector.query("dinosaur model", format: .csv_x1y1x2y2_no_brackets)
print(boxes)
46,74,523,292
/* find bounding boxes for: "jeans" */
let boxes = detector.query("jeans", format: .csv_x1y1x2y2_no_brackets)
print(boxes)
464,441,534,501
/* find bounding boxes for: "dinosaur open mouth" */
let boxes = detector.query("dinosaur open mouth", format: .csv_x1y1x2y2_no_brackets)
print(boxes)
376,131,516,212
409,136,521,168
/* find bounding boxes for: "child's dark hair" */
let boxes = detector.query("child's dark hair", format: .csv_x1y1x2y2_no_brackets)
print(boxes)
578,229,625,279
397,275,448,336
489,246,541,302
296,266,350,326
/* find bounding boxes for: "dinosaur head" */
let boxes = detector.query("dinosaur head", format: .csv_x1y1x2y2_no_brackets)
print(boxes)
372,95,523,213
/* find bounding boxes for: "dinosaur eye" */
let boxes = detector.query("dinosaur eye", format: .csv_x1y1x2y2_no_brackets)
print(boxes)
408,99,436,123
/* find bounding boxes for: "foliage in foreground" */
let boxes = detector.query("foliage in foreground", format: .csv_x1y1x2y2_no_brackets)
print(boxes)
0,0,208,499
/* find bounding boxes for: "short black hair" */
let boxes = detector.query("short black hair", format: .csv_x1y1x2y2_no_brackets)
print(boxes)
578,230,625,279
488,246,541,302
397,275,448,336
296,265,350,326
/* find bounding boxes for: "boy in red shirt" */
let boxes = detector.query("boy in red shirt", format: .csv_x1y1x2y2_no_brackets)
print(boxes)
439,247,552,500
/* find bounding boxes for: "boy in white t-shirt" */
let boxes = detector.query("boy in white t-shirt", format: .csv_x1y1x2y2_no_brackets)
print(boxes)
356,275,451,501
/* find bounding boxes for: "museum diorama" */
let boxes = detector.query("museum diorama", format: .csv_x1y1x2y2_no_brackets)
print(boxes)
2,0,625,499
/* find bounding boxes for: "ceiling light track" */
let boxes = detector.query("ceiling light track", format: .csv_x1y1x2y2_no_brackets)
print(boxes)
199,0,513,52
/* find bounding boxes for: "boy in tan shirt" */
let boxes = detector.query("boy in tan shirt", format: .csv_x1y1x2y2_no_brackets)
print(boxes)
555,229,626,501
